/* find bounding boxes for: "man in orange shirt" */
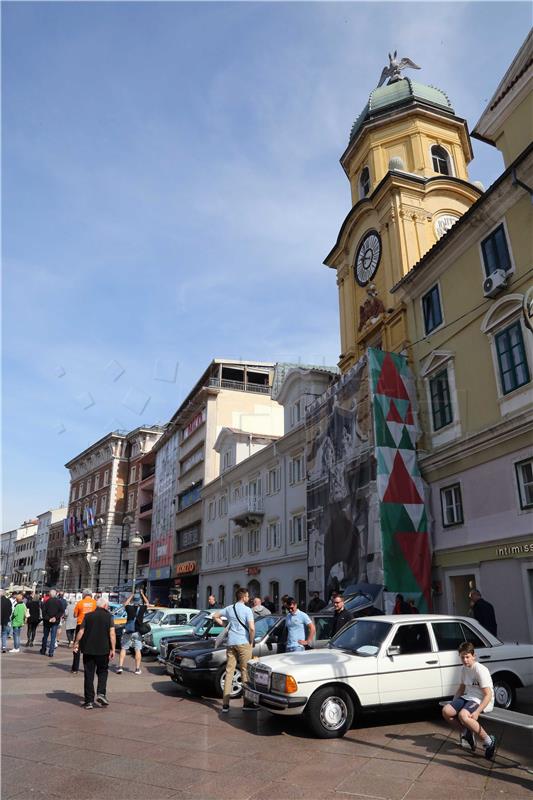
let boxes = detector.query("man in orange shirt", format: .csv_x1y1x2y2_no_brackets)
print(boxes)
71,589,96,674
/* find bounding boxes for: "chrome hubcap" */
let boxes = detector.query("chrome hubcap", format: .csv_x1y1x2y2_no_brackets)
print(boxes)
320,696,347,730
221,669,242,697
494,684,510,707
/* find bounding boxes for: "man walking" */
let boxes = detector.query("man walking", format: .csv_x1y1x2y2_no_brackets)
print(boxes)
1,590,13,653
117,589,149,675
71,590,97,673
285,597,315,652
26,593,42,646
330,593,353,637
40,589,64,657
213,587,255,713
73,598,116,709
469,590,497,636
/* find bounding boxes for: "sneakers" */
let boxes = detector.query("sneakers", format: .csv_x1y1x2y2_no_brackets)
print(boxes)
9,649,20,653
83,702,94,710
484,735,496,761
221,705,229,713
116,667,123,674
71,670,78,675
460,729,476,753
134,668,142,675
95,695,109,706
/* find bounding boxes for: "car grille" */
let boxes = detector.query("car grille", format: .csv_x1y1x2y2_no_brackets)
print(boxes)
160,643,168,659
247,662,270,691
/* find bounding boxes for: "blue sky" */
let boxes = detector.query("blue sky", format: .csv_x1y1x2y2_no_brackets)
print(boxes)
2,2,530,530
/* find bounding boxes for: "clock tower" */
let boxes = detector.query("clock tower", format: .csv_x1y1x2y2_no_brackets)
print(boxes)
325,57,482,373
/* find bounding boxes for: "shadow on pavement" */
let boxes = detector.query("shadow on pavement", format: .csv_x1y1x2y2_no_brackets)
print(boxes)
45,689,83,706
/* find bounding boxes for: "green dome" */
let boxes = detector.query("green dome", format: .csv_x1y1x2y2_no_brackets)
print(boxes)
349,78,454,142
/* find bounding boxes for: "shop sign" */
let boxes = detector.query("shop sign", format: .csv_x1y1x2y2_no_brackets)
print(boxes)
496,542,533,558
246,566,261,576
182,410,206,442
149,566,171,581
176,560,197,575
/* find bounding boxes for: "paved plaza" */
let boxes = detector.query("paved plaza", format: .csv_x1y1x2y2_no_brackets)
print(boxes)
1,645,532,800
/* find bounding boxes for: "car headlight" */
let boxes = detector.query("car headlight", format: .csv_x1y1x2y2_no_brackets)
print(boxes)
180,658,196,669
271,672,298,694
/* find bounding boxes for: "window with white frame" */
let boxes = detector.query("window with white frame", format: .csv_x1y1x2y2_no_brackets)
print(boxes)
481,298,531,411
290,398,303,428
440,484,464,527
218,494,228,517
130,465,137,483
103,469,110,486
232,534,243,558
100,495,107,513
86,477,92,493
431,144,452,176
289,454,305,484
359,166,371,198
267,466,281,495
218,537,227,561
289,513,306,544
266,521,281,550
248,477,261,498
422,284,443,335
78,484,84,499
248,528,260,554
208,500,216,521
222,449,233,471
94,474,100,490
515,459,533,510
495,322,530,395
206,540,214,564
233,485,240,502
481,223,512,277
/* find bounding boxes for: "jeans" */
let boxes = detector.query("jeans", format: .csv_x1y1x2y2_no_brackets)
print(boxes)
224,643,253,705
41,623,59,655
83,653,109,704
1,625,9,650
12,626,22,649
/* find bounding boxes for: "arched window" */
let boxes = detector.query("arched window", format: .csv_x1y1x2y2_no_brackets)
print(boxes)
247,579,260,599
359,167,371,199
431,145,452,176
206,585,212,605
218,584,225,606
294,579,307,610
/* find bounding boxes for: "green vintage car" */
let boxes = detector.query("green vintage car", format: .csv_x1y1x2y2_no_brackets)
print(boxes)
140,608,201,656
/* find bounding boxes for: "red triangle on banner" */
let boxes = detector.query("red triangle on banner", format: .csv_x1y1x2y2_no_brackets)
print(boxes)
404,405,414,425
375,352,409,400
383,452,424,504
386,400,403,423
396,532,432,609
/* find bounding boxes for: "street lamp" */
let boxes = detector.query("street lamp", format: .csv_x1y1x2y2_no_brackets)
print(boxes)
117,515,133,591
89,554,99,592
130,533,143,595
62,564,70,591
39,569,47,593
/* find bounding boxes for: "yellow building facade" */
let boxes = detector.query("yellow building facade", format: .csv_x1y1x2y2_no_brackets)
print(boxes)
325,77,481,371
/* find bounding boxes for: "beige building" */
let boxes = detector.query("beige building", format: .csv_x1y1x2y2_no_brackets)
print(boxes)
392,32,533,644
168,360,284,606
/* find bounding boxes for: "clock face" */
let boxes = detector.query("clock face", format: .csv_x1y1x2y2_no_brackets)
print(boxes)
355,230,382,286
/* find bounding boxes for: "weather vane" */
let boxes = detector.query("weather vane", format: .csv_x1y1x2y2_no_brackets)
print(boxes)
377,51,420,87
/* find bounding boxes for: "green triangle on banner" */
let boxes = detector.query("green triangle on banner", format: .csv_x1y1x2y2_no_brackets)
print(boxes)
394,398,410,420
373,398,397,448
398,426,415,451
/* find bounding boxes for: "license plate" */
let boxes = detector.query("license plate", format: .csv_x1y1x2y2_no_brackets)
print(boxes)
255,671,269,687
245,689,259,703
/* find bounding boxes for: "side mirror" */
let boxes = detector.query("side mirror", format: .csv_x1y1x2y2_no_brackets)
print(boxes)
387,645,401,657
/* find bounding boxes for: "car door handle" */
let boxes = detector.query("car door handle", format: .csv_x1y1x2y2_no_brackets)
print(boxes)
426,659,438,664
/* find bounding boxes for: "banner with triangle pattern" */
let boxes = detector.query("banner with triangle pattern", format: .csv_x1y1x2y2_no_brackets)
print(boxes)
368,348,432,611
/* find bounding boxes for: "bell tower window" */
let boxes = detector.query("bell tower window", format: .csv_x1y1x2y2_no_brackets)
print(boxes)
359,167,371,199
431,145,452,176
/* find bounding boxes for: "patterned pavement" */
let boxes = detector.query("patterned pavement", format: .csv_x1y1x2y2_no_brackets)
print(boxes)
1,644,532,800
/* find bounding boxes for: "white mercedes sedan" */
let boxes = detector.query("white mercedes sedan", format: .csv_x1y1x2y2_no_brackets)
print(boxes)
244,614,533,738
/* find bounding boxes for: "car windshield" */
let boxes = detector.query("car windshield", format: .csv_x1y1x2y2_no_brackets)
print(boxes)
331,619,392,656
111,605,126,618
254,616,279,641
191,611,210,632
147,610,164,624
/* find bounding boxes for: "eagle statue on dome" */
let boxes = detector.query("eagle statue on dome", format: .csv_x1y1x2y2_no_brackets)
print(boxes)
377,51,420,87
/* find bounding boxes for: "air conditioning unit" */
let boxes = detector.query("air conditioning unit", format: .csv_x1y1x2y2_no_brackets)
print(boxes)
483,269,508,298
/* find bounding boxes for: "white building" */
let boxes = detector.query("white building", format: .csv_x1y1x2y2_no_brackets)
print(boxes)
12,520,39,586
0,529,18,587
32,507,66,586
199,367,337,610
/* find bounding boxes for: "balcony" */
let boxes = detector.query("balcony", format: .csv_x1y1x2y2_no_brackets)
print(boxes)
230,497,265,527
141,464,156,480
207,377,270,395
139,501,153,515
64,537,92,557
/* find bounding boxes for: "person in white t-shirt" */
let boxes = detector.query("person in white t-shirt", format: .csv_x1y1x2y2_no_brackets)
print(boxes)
442,641,496,760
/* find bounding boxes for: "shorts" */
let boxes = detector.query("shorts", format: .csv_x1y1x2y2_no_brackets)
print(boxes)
448,697,480,714
121,631,142,652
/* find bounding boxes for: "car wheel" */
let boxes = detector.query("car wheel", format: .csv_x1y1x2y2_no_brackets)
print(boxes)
305,686,354,739
493,676,516,709
215,665,243,699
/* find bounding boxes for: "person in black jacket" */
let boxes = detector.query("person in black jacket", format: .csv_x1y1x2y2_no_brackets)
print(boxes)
469,590,497,636
330,594,353,637
1,590,13,653
73,598,116,709
26,593,42,646
308,592,327,613
40,589,64,657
